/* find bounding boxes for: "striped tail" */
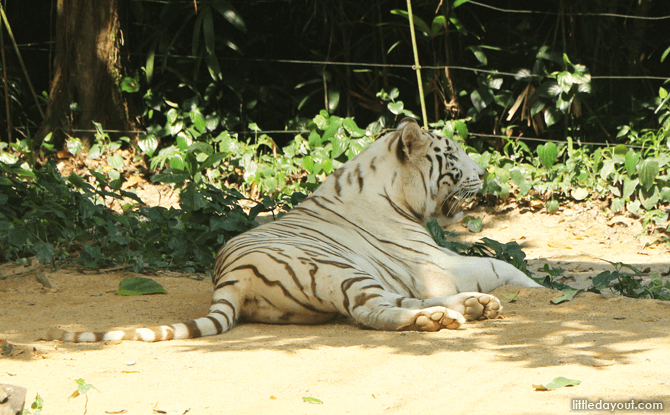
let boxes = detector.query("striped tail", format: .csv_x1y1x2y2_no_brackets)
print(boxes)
45,302,237,343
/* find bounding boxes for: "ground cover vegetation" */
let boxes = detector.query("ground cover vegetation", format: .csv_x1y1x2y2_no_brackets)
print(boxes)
0,1,669,300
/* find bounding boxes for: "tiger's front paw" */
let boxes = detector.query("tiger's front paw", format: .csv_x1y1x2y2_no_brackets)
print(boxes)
413,306,465,332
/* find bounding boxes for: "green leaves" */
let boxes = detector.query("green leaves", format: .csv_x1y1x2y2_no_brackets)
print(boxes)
523,50,591,127
70,378,98,400
510,168,531,196
0,158,267,273
588,260,670,300
550,289,582,305
120,73,140,93
638,159,659,191
390,9,452,39
536,142,558,169
191,2,246,80
624,150,640,177
427,219,532,277
462,216,482,233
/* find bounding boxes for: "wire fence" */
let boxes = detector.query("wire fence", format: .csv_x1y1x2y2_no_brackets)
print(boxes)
7,0,670,146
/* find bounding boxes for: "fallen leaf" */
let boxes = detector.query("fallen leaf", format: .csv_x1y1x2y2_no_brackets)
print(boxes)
551,289,583,304
303,397,323,404
534,376,581,391
591,360,615,367
501,292,519,303
123,175,143,188
117,277,167,296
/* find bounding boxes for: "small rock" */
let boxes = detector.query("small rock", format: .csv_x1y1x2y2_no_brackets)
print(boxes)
0,383,27,415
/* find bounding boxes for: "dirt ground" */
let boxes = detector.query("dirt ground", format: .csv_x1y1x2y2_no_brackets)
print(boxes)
1,204,670,415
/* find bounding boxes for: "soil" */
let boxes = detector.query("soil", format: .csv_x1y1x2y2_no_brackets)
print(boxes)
2,198,670,414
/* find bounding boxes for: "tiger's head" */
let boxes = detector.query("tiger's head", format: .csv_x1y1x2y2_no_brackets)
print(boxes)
393,118,485,223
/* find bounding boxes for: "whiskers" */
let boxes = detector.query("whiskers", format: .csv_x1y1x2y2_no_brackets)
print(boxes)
440,184,480,218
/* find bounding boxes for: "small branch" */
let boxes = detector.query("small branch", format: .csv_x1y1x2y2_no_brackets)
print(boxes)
0,4,45,119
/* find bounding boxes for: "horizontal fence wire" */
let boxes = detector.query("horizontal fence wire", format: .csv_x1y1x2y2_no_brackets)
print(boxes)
130,0,670,21
467,0,670,20
71,124,657,151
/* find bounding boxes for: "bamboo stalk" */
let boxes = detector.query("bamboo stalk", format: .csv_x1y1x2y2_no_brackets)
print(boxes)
405,0,429,129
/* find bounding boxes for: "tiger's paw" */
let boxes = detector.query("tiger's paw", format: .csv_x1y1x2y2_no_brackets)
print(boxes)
413,306,465,332
439,292,502,321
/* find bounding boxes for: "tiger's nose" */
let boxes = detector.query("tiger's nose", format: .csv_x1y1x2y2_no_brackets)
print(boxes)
476,164,486,180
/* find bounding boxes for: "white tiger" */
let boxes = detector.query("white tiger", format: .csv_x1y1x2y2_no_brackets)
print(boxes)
47,118,540,342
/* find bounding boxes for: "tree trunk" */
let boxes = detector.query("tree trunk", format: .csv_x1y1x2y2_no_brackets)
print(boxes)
37,0,132,148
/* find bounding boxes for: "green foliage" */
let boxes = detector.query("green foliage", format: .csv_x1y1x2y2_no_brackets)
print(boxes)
427,219,535,280
590,260,670,301
1,341,14,356
70,379,97,398
69,379,97,414
0,159,274,272
461,216,482,233
21,394,43,415
143,110,376,197
473,85,670,225
536,264,575,291
428,220,669,302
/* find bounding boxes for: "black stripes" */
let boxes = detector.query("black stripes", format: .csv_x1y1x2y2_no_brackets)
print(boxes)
214,279,238,291
231,264,329,314
205,315,223,333
341,276,380,314
184,320,202,339
211,298,237,323
396,135,407,163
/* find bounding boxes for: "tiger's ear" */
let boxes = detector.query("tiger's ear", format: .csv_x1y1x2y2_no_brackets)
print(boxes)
396,117,418,130
397,118,430,163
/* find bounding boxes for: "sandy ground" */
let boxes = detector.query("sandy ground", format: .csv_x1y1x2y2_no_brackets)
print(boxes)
1,204,669,415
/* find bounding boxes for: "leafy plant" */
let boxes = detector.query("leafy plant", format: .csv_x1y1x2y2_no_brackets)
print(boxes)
69,378,98,414
426,219,536,281
427,220,669,302
143,110,375,197
21,394,43,415
536,264,574,291
1,340,14,356
0,158,270,272
590,260,670,300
